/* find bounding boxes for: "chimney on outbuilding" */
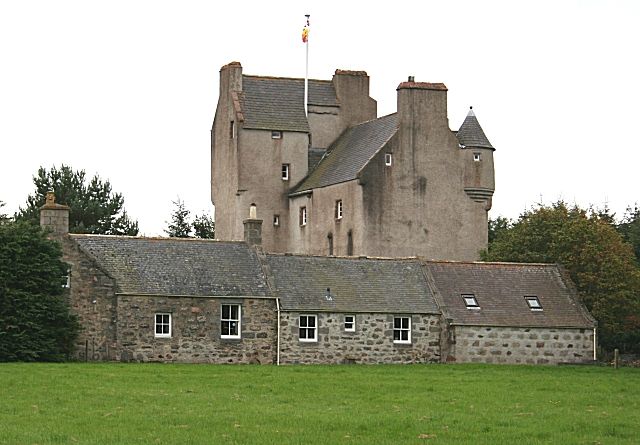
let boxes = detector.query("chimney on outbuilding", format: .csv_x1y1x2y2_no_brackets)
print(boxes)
39,191,70,236
243,203,262,247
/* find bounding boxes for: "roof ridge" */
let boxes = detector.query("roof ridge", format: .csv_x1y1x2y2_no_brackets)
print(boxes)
243,74,331,83
69,233,246,244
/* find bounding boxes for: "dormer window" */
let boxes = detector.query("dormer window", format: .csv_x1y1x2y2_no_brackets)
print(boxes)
525,296,543,311
282,164,290,181
462,294,479,309
272,130,283,139
385,153,392,166
473,152,481,162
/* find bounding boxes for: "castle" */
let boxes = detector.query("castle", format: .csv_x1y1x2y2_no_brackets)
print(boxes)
34,63,596,365
211,62,494,260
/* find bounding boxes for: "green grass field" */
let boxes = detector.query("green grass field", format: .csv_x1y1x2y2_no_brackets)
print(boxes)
0,363,638,444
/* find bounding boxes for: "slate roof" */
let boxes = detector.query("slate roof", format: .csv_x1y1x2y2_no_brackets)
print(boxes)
424,262,595,328
240,75,338,133
292,113,398,194
71,235,270,297
266,254,439,313
456,108,494,149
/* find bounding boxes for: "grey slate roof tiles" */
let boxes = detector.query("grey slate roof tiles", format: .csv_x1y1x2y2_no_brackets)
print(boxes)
71,235,270,297
456,108,494,149
266,254,439,313
240,75,338,133
293,113,398,193
425,261,594,328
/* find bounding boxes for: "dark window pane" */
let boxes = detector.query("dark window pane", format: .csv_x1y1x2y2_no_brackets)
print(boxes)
230,305,238,319
308,317,315,328
394,318,401,329
222,305,230,319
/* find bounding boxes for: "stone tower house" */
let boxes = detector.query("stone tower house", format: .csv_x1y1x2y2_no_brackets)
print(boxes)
211,62,495,260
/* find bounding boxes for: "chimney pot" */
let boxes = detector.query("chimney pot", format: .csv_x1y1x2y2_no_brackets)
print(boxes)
408,76,415,82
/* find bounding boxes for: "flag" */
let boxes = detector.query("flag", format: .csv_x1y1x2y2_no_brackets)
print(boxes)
302,16,309,43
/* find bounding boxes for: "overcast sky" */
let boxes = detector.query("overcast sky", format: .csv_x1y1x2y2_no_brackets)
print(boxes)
1,1,638,236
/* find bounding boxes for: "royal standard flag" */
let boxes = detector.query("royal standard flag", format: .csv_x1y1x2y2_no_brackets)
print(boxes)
302,25,309,43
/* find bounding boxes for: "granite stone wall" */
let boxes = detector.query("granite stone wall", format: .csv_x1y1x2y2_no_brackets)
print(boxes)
279,312,441,364
116,296,277,364
61,237,118,361
449,325,594,365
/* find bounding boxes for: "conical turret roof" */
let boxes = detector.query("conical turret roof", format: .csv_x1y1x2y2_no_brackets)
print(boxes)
456,107,494,149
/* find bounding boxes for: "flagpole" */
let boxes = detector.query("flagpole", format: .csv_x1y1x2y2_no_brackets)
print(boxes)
304,14,310,117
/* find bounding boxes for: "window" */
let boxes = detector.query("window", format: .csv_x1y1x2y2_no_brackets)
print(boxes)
155,313,171,338
61,267,71,288
335,200,343,220
299,206,307,226
221,304,241,338
385,153,392,166
299,315,317,342
462,294,480,309
282,164,290,181
347,230,353,256
273,215,280,226
473,152,481,162
229,121,235,139
272,130,282,139
393,316,411,343
525,296,543,311
344,315,355,332
328,233,333,256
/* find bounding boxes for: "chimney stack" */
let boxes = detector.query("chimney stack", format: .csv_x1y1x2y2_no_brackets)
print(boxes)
39,191,70,236
243,203,262,247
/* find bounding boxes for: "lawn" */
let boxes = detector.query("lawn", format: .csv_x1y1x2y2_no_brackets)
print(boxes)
0,363,638,444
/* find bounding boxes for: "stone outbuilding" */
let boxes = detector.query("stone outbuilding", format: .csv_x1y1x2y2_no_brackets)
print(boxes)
425,261,597,365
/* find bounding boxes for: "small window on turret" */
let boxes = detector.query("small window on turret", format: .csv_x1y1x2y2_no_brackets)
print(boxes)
473,152,481,162
230,121,235,139
385,153,392,166
273,215,280,226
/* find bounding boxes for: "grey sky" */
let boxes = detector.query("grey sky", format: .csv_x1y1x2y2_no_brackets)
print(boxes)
1,0,638,235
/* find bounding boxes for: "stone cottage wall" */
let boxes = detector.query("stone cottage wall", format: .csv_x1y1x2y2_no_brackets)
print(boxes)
61,237,118,361
279,312,441,364
449,325,594,365
116,296,277,364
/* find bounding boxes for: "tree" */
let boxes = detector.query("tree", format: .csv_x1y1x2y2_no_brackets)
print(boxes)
165,198,192,238
0,200,8,223
617,205,640,264
488,216,511,244
483,201,640,353
16,165,139,235
0,220,79,361
192,213,215,239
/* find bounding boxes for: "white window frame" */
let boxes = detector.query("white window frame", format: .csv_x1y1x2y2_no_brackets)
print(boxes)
282,164,290,181
473,152,481,162
221,304,242,339
335,200,343,220
272,130,283,139
385,153,392,166
462,294,480,310
62,268,71,288
273,215,280,226
525,296,543,311
299,314,317,342
393,316,411,344
155,313,171,338
344,315,355,332
300,206,307,226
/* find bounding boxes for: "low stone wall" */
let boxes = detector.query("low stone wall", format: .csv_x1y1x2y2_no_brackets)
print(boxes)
117,296,277,364
449,325,594,365
279,312,441,364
